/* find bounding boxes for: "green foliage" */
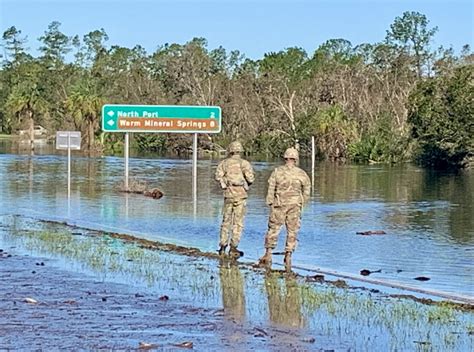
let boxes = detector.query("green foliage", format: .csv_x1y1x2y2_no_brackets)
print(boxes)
348,114,411,163
308,105,358,160
133,134,167,153
385,11,438,76
408,65,474,169
0,14,472,165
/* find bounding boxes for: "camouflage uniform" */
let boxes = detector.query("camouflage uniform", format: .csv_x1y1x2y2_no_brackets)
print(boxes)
264,148,310,254
215,142,255,249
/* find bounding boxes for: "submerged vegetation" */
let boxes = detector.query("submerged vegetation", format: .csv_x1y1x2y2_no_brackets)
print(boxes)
2,216,473,351
0,11,472,168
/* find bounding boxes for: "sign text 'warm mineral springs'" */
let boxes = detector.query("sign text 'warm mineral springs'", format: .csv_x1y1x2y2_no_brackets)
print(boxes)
102,105,222,133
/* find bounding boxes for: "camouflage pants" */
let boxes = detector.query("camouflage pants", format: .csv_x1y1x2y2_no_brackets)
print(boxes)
264,204,302,252
219,198,247,247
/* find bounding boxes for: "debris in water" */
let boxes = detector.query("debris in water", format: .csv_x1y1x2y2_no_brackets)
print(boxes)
414,341,432,345
305,274,325,283
302,337,316,343
360,269,382,276
101,297,107,302
173,341,193,349
138,342,158,349
356,230,386,236
159,295,169,301
135,293,145,298
414,276,431,281
143,188,164,199
24,297,38,304
330,279,349,288
254,327,268,336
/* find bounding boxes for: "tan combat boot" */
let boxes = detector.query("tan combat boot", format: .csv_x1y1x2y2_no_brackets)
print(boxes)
218,245,227,256
284,251,292,272
258,248,272,267
229,245,244,258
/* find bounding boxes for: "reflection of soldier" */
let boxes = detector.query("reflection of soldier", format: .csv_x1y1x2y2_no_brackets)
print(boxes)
215,141,255,257
264,272,304,328
259,148,310,271
219,261,246,321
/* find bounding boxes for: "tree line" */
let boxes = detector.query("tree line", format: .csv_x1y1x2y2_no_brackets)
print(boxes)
1,11,472,168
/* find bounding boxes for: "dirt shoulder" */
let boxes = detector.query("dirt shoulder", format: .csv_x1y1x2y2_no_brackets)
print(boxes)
0,248,317,351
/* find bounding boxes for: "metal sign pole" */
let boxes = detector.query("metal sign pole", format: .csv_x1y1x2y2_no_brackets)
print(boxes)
125,132,129,191
67,132,71,199
311,135,315,192
192,133,198,215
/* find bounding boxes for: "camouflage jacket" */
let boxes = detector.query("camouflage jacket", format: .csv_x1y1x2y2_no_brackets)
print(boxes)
266,164,310,207
215,155,255,199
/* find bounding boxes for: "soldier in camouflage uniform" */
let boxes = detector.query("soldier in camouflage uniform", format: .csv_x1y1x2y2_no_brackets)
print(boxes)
258,147,310,271
215,141,255,257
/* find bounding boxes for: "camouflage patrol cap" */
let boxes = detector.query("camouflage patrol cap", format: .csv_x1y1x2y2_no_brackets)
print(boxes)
228,141,243,153
284,147,299,160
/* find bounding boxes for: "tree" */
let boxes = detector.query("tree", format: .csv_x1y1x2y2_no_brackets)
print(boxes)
386,11,438,77
1,26,30,65
38,21,72,67
4,63,48,152
408,65,473,169
65,79,104,151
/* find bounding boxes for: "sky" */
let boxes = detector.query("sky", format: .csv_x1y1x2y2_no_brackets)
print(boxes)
1,0,473,59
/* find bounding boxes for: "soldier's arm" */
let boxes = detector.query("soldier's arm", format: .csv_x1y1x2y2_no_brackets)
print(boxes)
301,171,311,205
242,160,255,185
215,162,227,189
266,170,277,206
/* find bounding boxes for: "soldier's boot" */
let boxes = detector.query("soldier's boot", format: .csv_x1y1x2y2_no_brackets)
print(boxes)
229,245,244,258
218,245,227,256
284,251,292,272
258,248,272,267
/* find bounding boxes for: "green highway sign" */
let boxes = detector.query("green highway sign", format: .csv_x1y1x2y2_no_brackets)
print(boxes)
102,104,221,133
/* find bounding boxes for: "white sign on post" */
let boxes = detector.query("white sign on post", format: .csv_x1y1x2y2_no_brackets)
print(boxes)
56,131,81,199
56,131,81,150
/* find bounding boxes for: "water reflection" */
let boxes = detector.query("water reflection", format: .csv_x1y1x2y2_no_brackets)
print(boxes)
219,261,246,322
264,272,305,328
0,143,473,297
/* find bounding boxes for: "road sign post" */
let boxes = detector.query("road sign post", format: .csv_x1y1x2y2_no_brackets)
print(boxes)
101,104,222,205
125,132,129,191
56,131,81,199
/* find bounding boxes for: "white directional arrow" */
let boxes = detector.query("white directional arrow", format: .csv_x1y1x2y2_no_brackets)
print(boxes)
107,119,115,126
107,110,115,117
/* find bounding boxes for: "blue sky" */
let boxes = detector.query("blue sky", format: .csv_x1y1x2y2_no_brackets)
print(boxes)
1,0,473,59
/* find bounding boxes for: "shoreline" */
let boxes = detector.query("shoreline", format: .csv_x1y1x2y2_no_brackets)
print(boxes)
1,214,473,351
15,213,474,309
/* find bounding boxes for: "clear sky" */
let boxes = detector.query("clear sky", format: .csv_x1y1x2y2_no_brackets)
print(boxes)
1,0,473,59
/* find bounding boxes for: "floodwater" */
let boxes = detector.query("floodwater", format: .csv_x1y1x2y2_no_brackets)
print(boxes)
0,141,473,300
0,216,473,351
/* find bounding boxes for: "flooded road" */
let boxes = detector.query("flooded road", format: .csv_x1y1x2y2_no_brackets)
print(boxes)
1,216,473,351
0,143,473,299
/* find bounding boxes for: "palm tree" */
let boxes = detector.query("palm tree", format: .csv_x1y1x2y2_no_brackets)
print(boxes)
5,81,48,152
65,81,103,152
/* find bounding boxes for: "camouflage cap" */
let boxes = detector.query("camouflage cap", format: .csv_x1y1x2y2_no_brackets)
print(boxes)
228,141,243,153
284,147,299,160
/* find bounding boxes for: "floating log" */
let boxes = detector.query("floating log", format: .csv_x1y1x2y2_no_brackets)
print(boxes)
356,230,387,236
143,188,164,199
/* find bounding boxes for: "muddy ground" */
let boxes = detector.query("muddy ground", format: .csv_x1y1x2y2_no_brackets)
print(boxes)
0,216,473,351
0,249,324,351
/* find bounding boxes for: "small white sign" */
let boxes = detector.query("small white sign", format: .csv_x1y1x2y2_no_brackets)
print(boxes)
56,131,81,150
